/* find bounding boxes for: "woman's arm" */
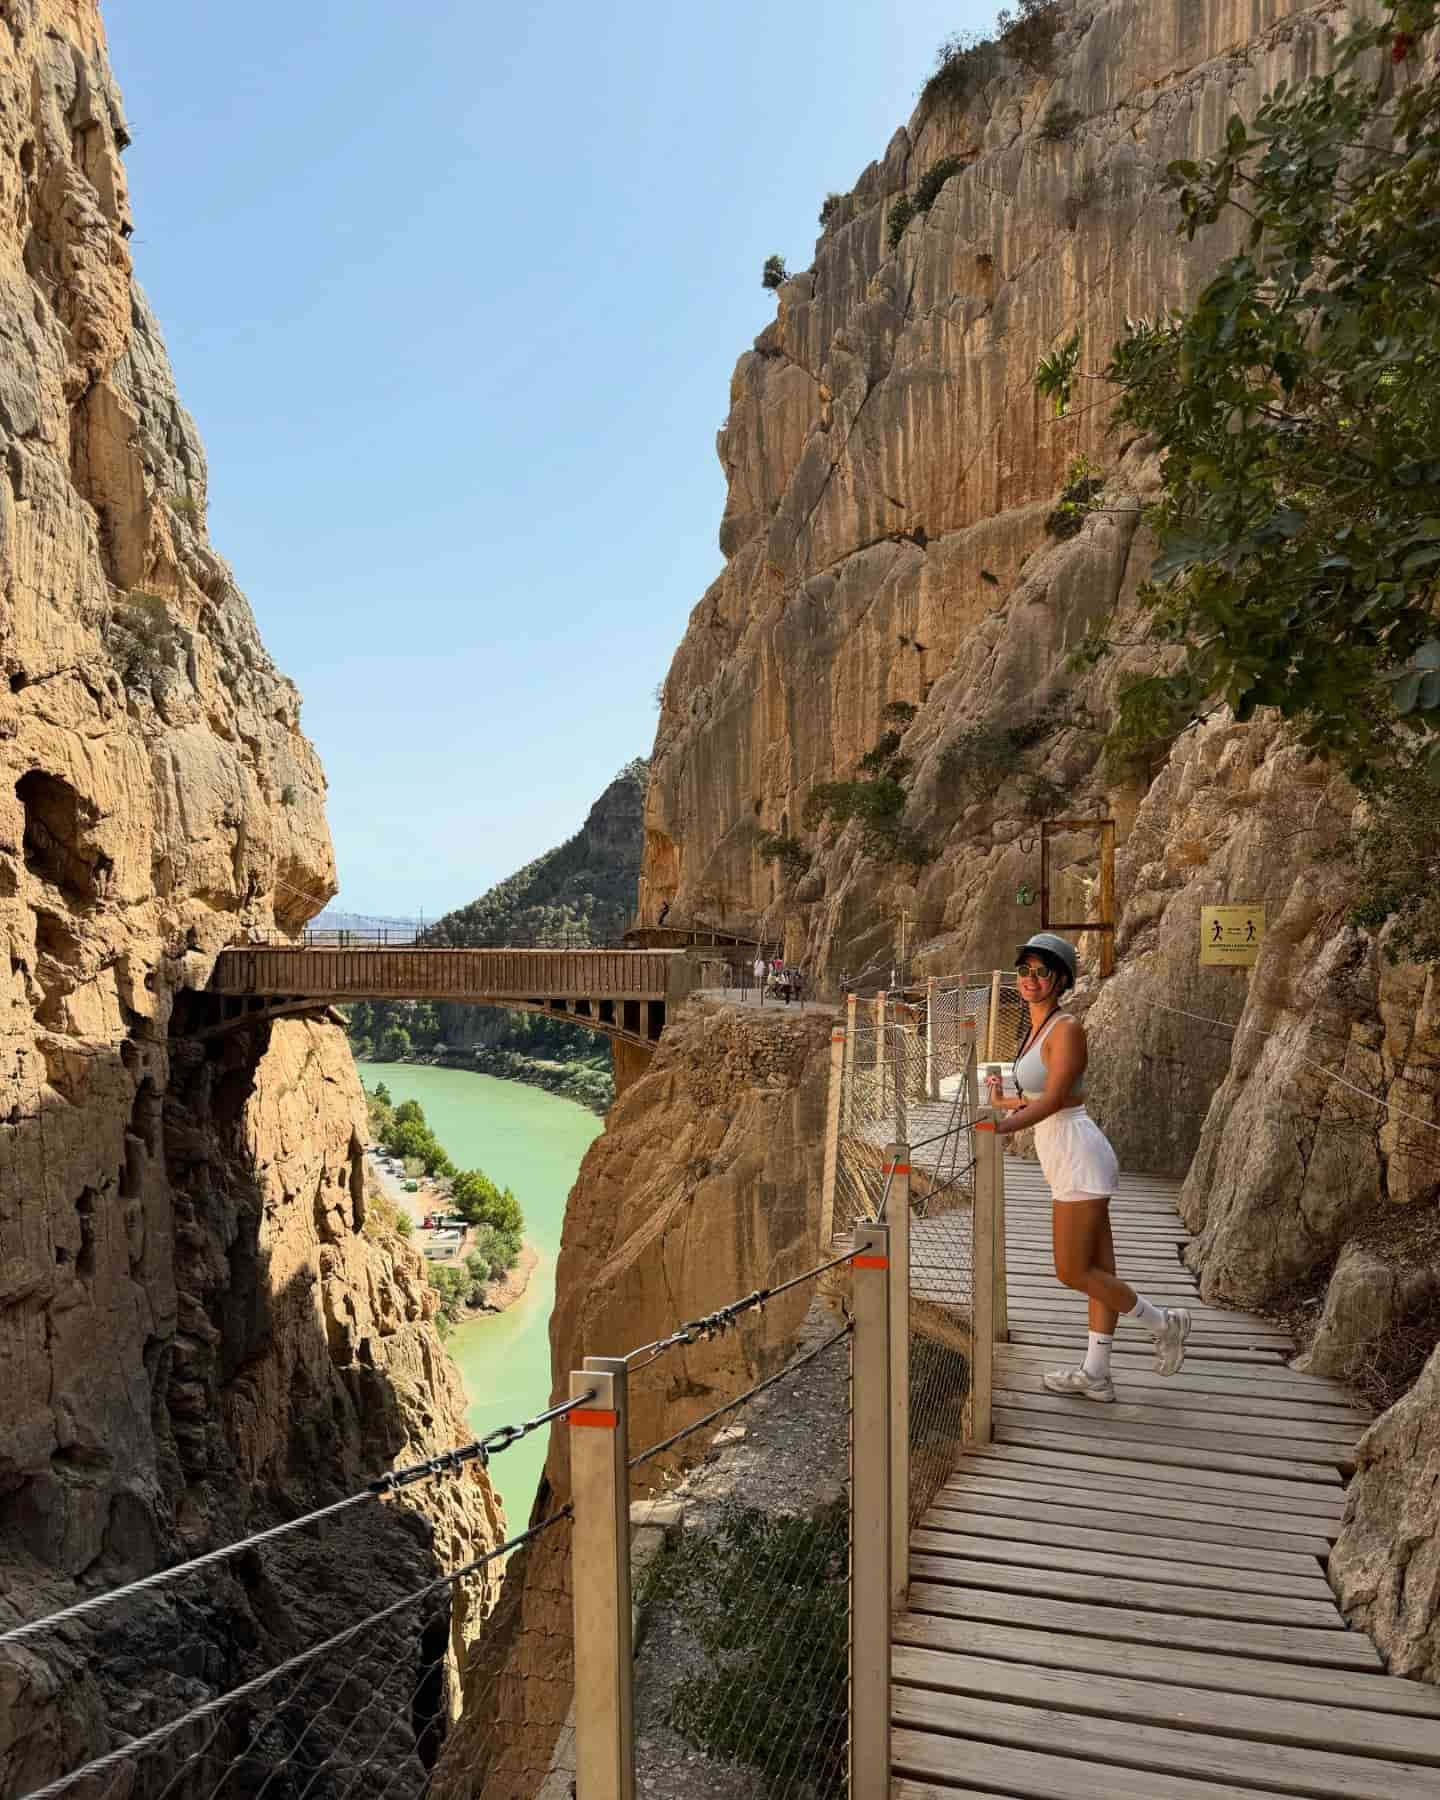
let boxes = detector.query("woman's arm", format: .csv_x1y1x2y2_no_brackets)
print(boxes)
995,1017,1087,1137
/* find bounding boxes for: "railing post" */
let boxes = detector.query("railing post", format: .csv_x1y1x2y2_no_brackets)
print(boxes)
569,1358,635,1800
884,1144,910,1610
987,969,1003,1063
994,1120,1009,1345
970,1118,998,1447
850,1223,891,1795
819,1025,846,1245
924,977,939,1100
872,992,886,1125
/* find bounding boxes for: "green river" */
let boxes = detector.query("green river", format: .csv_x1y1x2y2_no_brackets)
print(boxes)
359,1063,603,1530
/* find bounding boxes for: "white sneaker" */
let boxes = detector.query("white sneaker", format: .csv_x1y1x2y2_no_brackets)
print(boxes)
1154,1307,1191,1376
1042,1365,1115,1402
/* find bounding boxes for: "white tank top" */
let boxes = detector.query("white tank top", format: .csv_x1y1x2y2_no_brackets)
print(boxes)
1014,1010,1085,1103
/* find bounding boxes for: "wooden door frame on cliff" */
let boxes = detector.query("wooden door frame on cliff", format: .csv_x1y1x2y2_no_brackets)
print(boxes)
1039,818,1116,978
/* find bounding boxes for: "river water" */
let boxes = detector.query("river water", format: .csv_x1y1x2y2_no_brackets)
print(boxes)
358,1063,603,1529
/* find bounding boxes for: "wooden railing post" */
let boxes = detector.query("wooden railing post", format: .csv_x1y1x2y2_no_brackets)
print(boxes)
885,1143,910,1610
994,1122,1009,1345
850,1223,891,1794
925,976,939,1099
569,1358,635,1800
987,969,1003,1063
970,1118,998,1447
819,1024,846,1244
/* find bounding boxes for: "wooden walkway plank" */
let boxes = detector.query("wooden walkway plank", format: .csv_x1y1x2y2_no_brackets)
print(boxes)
893,1727,1276,1799
895,1613,1440,1721
992,1388,1362,1446
919,1503,1330,1576
933,1479,1336,1555
1008,1328,1288,1363
895,1642,1440,1764
893,1676,1439,1798
907,1580,1382,1670
909,1551,1343,1629
993,1418,1349,1479
957,1443,1349,1513
911,1530,1334,1604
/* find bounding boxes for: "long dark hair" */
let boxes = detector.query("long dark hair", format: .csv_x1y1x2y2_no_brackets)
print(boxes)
1012,951,1074,1096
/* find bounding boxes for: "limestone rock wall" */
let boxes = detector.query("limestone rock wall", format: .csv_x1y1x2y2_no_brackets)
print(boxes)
638,0,1440,1677
0,3,501,1789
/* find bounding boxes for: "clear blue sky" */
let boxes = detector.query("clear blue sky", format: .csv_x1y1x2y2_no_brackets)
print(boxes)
108,1,996,918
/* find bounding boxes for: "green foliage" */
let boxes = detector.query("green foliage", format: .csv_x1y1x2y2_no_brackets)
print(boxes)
108,589,183,687
818,191,845,227
913,155,966,214
937,696,1075,806
997,0,1063,73
426,1264,470,1334
761,254,788,291
167,492,200,521
279,784,298,807
755,832,809,880
393,1207,413,1239
1035,330,1080,418
1340,762,1440,962
802,723,930,866
857,730,904,773
373,1083,392,1105
451,1168,523,1237
1039,102,1083,141
650,1500,848,1797
1052,1,1440,783
885,193,916,250
919,31,1003,118
1045,452,1106,539
882,699,918,724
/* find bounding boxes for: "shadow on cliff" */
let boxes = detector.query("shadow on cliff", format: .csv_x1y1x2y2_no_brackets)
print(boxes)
0,1007,464,1799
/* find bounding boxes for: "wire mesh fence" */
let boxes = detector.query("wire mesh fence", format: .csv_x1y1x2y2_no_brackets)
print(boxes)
1,1415,580,1800
626,1299,853,1800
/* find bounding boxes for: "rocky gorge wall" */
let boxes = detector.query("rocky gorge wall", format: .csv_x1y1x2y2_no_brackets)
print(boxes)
639,0,1440,1678
0,3,501,1790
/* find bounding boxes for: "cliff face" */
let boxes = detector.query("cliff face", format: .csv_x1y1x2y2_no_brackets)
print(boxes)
0,3,499,1788
640,0,1440,1677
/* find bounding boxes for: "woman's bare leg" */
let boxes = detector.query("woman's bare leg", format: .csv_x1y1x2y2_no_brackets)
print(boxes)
1090,1207,1121,1335
1052,1198,1135,1319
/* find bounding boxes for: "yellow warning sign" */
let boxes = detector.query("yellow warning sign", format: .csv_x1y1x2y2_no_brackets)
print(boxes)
1201,905,1265,967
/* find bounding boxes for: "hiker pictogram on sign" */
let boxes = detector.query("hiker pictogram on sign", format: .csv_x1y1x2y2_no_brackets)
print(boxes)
1200,905,1266,967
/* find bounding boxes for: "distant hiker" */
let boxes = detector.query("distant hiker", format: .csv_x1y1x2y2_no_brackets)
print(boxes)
752,953,766,999
984,933,1190,1402
657,900,671,926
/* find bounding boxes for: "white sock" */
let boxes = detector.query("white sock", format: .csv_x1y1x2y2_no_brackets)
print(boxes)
1128,1293,1166,1335
1083,1331,1113,1380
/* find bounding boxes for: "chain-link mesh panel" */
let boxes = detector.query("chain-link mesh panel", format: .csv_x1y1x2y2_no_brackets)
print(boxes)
628,1304,851,1800
3,1477,573,1800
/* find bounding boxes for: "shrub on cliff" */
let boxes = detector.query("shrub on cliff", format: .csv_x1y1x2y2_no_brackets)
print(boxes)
756,832,809,880
1035,0,1440,795
1044,453,1105,539
997,0,1063,73
919,31,1003,117
761,254,788,291
886,193,916,250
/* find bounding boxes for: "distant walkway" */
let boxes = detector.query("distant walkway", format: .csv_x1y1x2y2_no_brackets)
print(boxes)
699,984,833,1017
892,1160,1440,1798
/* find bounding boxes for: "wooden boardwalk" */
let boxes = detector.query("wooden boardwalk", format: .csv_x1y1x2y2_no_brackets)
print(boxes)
892,1160,1440,1799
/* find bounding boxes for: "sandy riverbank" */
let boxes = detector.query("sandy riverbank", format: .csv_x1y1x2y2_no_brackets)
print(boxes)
366,1147,538,1315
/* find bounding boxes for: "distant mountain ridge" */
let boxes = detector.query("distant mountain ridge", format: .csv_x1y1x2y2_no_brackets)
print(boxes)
426,757,648,946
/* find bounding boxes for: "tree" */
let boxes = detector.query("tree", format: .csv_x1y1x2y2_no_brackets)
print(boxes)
1036,2,1440,782
371,1082,392,1106
379,1025,411,1061
762,254,788,291
394,1099,424,1126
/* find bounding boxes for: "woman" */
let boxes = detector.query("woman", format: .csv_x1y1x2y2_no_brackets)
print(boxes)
984,932,1189,1401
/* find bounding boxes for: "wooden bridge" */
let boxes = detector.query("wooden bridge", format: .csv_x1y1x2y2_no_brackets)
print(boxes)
201,943,704,1052
892,1159,1440,1798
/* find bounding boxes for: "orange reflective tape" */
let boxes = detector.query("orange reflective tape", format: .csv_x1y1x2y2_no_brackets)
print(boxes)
882,1162,911,1176
975,1120,997,1133
854,1255,889,1269
569,1408,618,1429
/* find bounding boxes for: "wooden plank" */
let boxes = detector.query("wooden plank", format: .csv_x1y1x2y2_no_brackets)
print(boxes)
998,1341,1326,1381
955,1444,1348,1515
906,1580,1382,1670
892,1671,1440,1797
994,1419,1347,1481
893,1781,1019,1800
934,1478,1336,1555
894,1728,1275,1800
910,1529,1333,1603
920,1504,1328,1577
993,1389,1361,1449
994,1350,1371,1414
895,1612,1440,1721
1010,1329,1285,1364
909,1552,1343,1630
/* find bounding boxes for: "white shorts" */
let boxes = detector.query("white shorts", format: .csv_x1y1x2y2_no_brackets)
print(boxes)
1033,1107,1119,1202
